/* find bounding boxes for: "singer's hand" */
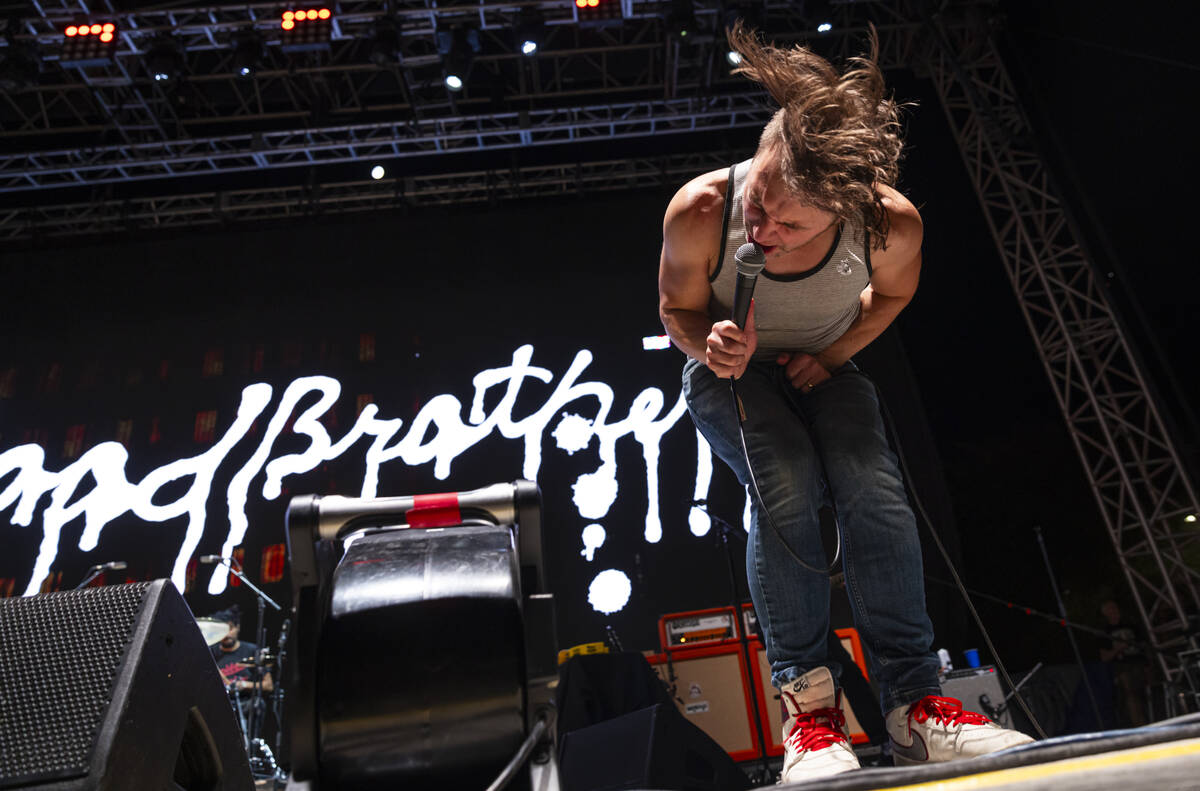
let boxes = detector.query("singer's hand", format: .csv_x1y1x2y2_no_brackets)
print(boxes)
777,351,831,393
706,301,757,379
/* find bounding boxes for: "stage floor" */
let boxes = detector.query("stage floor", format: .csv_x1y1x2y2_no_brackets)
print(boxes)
771,715,1200,791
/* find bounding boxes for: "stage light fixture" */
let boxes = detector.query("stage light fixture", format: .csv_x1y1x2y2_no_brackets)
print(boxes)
281,7,333,53
576,0,622,28
371,165,385,180
1187,514,1198,523
232,32,263,77
61,20,118,67
666,0,696,38
436,25,480,92
720,5,758,68
513,7,545,56
806,0,833,33
146,37,184,83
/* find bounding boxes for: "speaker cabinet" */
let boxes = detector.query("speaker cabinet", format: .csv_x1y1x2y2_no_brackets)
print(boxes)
648,644,762,761
941,666,1012,729
0,580,253,791
648,629,873,761
558,703,750,791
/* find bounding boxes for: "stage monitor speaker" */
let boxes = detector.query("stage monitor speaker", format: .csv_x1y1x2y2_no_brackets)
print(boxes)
648,645,760,761
941,666,1012,729
0,580,253,791
558,703,750,791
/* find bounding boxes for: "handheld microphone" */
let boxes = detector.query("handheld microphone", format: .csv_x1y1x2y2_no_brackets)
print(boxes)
199,555,228,564
89,561,127,571
732,242,766,329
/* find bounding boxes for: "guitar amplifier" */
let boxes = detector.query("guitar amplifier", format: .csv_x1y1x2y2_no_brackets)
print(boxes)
646,628,873,762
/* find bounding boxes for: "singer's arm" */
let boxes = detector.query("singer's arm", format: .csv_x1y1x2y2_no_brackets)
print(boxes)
659,171,756,377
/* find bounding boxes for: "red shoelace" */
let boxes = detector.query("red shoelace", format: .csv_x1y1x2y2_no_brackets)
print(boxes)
785,707,848,752
909,696,991,726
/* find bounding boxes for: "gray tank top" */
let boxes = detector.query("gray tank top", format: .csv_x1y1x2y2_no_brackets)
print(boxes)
708,159,872,358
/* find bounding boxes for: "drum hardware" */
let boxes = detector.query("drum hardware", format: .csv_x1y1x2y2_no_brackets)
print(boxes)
196,617,232,646
201,556,287,781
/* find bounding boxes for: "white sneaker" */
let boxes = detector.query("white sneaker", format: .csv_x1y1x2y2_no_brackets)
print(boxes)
886,695,1034,765
778,667,860,784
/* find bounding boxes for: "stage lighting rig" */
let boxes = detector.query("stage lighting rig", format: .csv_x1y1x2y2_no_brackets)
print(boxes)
666,0,697,38
232,31,264,77
436,25,480,92
513,7,545,56
806,0,834,33
575,0,623,29
281,7,333,53
61,21,118,67
145,36,184,83
720,4,759,67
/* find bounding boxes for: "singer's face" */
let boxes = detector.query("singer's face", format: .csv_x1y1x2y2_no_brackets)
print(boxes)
743,154,838,258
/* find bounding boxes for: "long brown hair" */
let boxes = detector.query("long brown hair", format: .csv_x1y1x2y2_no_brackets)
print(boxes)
728,22,906,249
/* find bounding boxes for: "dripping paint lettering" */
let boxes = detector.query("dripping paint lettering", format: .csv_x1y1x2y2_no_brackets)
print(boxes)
0,345,698,609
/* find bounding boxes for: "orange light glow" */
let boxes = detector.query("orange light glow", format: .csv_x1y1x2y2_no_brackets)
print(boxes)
318,8,331,18
100,32,113,42
587,0,599,7
78,25,90,35
576,0,586,7
90,23,102,33
283,10,294,20
282,18,295,29
103,23,114,32
65,25,78,36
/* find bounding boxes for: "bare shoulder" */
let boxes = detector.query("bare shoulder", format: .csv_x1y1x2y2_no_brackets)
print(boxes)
874,184,923,263
664,168,728,260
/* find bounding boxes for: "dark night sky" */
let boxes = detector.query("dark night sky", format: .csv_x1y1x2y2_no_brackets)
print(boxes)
1,1,1197,672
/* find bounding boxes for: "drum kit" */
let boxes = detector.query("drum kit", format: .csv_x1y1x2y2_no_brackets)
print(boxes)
194,572,290,784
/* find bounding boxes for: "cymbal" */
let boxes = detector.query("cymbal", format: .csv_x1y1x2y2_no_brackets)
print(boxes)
195,617,230,646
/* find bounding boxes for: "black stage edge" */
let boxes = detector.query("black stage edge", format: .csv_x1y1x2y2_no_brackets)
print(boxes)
769,715,1200,790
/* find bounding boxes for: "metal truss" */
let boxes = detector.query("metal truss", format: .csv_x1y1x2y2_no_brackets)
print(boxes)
923,5,1200,679
0,1,922,198
0,151,728,238
0,94,772,190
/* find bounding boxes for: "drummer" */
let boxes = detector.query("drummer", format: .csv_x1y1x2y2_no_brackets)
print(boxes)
207,605,274,694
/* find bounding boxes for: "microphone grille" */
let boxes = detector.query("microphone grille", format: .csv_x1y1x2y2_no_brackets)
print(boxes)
734,242,766,275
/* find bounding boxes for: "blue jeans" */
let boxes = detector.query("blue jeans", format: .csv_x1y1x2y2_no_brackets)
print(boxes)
682,356,941,714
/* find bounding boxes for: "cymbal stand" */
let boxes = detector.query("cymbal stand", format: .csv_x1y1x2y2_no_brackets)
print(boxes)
272,617,291,779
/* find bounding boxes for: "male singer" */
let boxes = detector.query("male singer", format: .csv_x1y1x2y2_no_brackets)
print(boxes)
657,24,1032,783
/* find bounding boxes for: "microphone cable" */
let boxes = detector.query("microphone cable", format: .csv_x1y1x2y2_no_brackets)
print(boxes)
730,376,841,575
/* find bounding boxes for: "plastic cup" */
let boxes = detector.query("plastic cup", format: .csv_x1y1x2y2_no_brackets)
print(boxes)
963,647,981,668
